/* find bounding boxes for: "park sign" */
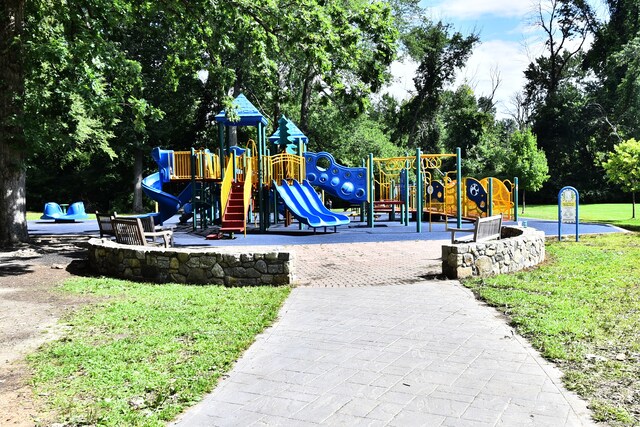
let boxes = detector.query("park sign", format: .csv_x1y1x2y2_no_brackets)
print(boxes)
558,186,580,242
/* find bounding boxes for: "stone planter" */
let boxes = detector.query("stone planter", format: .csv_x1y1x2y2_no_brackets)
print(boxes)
442,226,545,279
87,238,293,286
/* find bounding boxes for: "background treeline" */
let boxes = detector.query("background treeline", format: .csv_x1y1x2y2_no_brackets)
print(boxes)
19,0,640,212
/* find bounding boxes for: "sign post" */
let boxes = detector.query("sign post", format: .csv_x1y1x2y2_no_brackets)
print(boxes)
558,186,579,242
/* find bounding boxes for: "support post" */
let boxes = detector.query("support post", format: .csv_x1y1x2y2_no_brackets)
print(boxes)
218,123,225,181
514,177,519,222
404,157,410,226
191,147,197,231
257,122,266,232
488,177,494,217
368,153,374,228
456,147,462,228
390,180,396,221
360,159,366,223
416,148,422,233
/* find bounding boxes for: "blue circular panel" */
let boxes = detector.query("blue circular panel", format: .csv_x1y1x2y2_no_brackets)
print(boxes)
330,176,340,187
341,182,354,195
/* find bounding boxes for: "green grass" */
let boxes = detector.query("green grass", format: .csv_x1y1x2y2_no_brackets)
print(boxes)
465,233,640,426
27,212,98,221
28,278,290,426
523,203,640,231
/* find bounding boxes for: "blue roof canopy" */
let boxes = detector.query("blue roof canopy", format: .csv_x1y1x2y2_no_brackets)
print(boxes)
268,115,309,144
214,94,268,127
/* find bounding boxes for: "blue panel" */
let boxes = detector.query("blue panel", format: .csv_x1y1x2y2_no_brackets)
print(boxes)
430,181,445,203
304,152,367,203
466,178,488,212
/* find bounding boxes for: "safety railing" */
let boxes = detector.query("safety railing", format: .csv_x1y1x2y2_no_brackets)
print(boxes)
220,158,234,215
264,153,305,184
169,150,220,180
243,161,253,236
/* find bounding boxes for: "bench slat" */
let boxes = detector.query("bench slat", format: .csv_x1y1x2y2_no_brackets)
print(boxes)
451,215,502,244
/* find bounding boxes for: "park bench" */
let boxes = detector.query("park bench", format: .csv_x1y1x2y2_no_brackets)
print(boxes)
111,217,173,248
96,211,117,238
449,214,503,244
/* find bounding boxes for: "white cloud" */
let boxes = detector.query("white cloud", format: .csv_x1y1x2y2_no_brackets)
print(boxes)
459,39,530,117
424,0,534,20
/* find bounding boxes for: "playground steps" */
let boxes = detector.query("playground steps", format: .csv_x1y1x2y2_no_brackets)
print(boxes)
374,200,405,213
221,182,246,233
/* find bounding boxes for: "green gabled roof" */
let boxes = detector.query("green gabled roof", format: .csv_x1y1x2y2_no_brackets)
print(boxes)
268,115,308,144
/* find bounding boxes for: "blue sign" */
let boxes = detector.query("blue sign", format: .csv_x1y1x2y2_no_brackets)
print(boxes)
558,186,580,241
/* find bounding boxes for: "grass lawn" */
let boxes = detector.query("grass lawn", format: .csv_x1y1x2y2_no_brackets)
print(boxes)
28,278,290,426
523,203,640,231
465,233,640,426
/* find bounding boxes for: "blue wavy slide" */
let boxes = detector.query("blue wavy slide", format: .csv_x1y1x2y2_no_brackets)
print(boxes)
273,179,350,228
142,172,193,224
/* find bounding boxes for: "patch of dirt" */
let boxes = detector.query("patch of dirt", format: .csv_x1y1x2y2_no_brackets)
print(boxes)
0,236,95,426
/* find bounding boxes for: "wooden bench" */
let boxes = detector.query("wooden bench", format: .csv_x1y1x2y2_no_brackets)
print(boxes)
96,211,117,238
111,217,173,248
449,214,503,244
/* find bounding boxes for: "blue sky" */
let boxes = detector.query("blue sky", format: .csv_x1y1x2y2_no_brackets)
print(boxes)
386,0,595,118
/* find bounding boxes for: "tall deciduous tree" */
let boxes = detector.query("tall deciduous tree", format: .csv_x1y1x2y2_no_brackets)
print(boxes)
601,138,640,218
505,128,550,212
400,19,478,151
0,0,27,245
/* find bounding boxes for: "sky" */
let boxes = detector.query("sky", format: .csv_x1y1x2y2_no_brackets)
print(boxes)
385,0,604,119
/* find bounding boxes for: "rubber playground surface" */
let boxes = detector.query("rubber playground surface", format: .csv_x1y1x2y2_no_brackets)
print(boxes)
28,215,626,246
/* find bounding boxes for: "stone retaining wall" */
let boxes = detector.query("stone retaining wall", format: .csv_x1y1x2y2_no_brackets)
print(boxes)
87,238,293,286
442,226,545,279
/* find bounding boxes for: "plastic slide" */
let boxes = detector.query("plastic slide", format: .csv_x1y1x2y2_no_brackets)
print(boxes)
141,172,193,224
293,180,350,223
273,180,350,228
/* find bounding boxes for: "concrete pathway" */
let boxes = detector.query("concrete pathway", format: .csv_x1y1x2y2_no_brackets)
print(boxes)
171,242,596,427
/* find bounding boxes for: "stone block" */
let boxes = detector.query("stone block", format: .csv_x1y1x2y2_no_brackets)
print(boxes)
211,263,225,278
456,266,473,279
267,265,283,274
475,256,493,276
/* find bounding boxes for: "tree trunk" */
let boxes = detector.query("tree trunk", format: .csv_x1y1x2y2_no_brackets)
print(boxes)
0,0,28,246
299,64,315,134
633,192,636,219
132,148,144,213
521,189,526,214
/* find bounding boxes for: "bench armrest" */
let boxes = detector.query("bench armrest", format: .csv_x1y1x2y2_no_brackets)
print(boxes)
450,227,476,244
144,230,173,247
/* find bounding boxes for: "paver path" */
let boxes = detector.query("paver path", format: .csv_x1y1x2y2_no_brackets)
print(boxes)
291,240,444,287
172,242,595,426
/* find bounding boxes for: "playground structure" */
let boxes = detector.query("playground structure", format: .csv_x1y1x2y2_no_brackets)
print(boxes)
140,94,519,237
40,201,89,222
371,152,517,230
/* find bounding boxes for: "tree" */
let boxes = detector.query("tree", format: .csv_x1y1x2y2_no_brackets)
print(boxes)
505,128,550,212
523,0,600,201
0,0,27,245
601,138,640,218
399,19,479,151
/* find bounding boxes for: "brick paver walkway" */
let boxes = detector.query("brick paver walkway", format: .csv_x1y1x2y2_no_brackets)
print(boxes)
172,241,596,426
292,240,444,287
